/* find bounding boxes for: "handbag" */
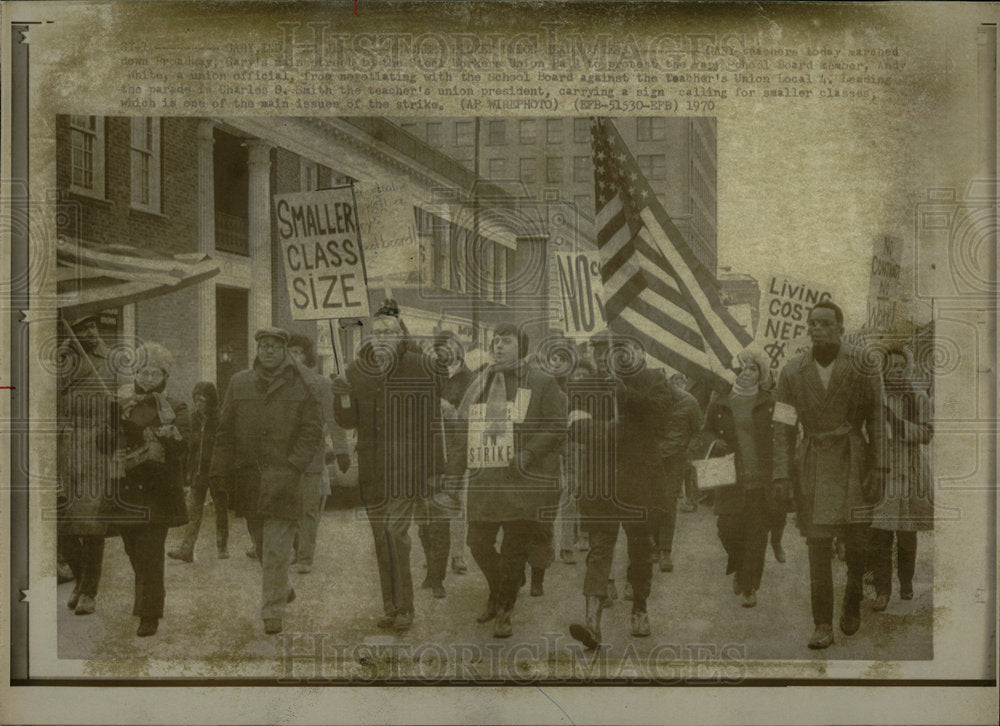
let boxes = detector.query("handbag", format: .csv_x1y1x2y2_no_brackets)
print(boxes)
693,440,737,491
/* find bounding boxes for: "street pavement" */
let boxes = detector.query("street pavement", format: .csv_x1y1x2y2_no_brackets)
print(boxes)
57,489,933,679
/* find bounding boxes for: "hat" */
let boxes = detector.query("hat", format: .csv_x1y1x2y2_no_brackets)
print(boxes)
136,341,174,376
589,329,616,346
68,312,100,330
254,327,289,345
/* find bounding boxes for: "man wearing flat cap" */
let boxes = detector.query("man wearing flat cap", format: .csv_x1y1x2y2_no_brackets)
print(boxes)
210,327,324,635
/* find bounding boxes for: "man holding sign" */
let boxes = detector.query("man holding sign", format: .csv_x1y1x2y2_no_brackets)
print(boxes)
446,324,567,639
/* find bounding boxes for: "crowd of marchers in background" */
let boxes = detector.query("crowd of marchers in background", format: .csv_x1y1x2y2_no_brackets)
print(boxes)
55,297,932,649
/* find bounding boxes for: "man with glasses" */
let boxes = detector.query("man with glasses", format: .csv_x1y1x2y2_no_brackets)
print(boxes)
772,300,886,649
210,327,324,635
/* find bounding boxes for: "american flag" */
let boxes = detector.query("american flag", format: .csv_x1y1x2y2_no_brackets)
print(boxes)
590,117,751,388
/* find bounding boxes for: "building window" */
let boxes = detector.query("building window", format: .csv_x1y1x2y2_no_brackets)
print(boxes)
455,121,474,146
130,117,161,212
69,115,105,198
546,156,562,184
573,156,590,183
519,158,537,184
426,122,443,147
636,117,667,141
573,118,590,143
300,159,319,192
637,154,666,180
487,120,506,146
488,158,506,179
546,119,563,145
519,119,536,145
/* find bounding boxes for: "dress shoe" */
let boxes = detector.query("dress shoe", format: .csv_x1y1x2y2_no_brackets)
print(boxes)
264,618,283,634
808,624,834,649
493,608,513,638
57,561,75,584
432,583,446,599
476,597,498,623
167,548,193,563
67,586,82,611
623,582,634,601
296,562,312,574
772,543,787,563
74,594,96,615
451,556,468,574
287,588,296,604
630,610,651,637
741,591,757,608
899,583,914,600
569,596,605,650
872,593,890,612
839,610,861,636
559,548,576,564
660,552,673,572
376,614,395,629
136,617,159,637
393,611,413,632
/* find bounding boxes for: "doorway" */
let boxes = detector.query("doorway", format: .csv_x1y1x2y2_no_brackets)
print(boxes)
215,285,248,395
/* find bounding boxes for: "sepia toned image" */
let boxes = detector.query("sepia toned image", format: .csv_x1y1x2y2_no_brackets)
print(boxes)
1,1,997,724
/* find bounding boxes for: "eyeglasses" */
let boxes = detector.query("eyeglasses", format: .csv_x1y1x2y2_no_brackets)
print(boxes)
257,342,285,352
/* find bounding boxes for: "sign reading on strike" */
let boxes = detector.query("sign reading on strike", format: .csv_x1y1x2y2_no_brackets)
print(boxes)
758,274,833,371
274,188,370,321
553,251,607,339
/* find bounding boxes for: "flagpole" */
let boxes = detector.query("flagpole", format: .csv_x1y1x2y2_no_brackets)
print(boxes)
472,116,481,350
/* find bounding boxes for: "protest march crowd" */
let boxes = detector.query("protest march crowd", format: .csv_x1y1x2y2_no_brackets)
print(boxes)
56,296,933,651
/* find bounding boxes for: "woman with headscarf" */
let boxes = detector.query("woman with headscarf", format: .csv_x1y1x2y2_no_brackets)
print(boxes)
168,381,226,562
703,347,779,608
867,346,933,610
106,341,189,636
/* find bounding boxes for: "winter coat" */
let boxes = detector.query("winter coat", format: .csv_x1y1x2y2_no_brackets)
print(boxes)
568,368,700,521
57,343,116,536
210,357,324,520
333,340,441,508
300,367,350,500
187,409,218,485
869,386,934,532
448,362,567,523
103,391,190,528
773,344,885,535
703,389,777,517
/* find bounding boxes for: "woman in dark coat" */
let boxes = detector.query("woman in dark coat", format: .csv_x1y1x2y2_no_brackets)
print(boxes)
867,347,933,609
704,348,778,608
168,381,225,562
106,342,189,636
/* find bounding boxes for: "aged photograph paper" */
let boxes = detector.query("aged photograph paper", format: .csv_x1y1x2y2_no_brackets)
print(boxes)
0,1,997,724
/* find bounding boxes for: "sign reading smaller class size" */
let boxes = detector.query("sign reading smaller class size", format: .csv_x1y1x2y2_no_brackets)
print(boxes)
274,187,370,320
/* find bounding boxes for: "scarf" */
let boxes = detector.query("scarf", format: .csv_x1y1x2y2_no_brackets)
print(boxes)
254,356,292,390
459,358,522,432
731,381,759,398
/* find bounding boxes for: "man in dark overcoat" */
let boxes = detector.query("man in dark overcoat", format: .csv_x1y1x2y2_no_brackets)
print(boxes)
773,300,885,649
210,327,324,635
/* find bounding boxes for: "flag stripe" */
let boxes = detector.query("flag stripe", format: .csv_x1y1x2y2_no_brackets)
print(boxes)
612,310,727,387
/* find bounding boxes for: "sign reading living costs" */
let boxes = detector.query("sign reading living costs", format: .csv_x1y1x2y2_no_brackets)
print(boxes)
274,188,370,320
758,274,833,371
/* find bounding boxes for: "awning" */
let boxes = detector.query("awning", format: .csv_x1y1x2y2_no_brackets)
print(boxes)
57,240,220,318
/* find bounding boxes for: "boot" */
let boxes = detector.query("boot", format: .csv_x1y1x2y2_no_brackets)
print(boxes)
67,585,82,611
167,547,193,563
493,607,513,638
136,617,159,637
808,624,834,649
476,595,498,623
569,596,604,650
630,609,651,637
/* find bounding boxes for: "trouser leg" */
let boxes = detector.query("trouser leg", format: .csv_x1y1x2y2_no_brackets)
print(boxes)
743,490,769,593
659,495,679,554
582,522,618,599
296,476,324,565
385,495,415,614
896,530,917,588
623,520,652,610
421,517,450,586
558,485,579,549
367,506,396,615
768,505,787,546
495,520,536,611
807,537,834,626
868,528,895,597
716,514,742,576
448,485,467,560
260,519,296,620
467,520,503,598
246,517,263,560
121,525,168,619
844,523,869,603
207,478,229,552
63,534,104,598
180,478,209,552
